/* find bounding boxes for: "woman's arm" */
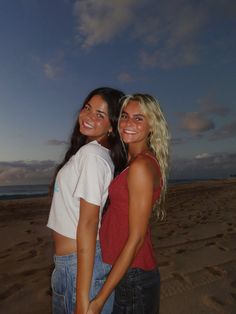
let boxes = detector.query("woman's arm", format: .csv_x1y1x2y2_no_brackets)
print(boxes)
75,198,100,314
87,157,159,314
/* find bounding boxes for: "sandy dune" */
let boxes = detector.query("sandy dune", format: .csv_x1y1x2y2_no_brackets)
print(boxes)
0,179,236,313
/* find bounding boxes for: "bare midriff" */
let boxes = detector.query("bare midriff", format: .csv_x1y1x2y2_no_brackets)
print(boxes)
53,231,77,256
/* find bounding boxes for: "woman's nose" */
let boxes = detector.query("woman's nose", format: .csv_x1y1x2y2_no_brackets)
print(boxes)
87,110,96,120
126,117,133,126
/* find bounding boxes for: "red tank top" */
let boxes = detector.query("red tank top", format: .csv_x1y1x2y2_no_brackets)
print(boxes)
100,153,162,270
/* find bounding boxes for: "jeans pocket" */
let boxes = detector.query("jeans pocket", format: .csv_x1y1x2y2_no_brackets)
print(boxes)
136,279,160,314
51,268,66,314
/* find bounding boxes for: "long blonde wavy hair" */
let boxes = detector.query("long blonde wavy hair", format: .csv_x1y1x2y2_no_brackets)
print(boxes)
119,94,170,220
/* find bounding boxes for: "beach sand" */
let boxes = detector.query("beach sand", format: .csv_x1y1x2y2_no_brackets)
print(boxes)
0,179,236,313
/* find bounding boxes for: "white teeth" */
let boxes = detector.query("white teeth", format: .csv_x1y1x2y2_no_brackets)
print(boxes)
124,129,136,134
83,121,93,129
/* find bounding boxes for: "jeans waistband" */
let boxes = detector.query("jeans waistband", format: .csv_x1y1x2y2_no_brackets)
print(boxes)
53,241,101,267
123,267,159,281
54,252,77,267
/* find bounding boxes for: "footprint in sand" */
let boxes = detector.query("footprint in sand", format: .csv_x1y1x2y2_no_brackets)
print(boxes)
0,254,10,259
37,237,43,244
17,249,38,261
166,230,175,236
202,295,226,313
218,246,228,251
16,241,29,247
176,248,187,254
0,283,24,301
180,231,189,235
205,266,226,277
172,272,189,283
231,279,236,289
205,241,216,247
158,260,172,267
21,269,38,276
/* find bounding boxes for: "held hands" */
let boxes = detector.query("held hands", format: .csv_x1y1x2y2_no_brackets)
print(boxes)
86,299,103,314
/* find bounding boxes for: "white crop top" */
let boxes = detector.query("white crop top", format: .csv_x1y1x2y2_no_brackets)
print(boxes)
47,140,114,240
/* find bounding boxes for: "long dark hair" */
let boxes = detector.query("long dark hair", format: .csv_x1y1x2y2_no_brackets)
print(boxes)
50,87,126,193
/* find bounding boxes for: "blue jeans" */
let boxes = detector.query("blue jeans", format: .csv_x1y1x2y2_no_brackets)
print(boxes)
51,241,114,314
112,268,160,314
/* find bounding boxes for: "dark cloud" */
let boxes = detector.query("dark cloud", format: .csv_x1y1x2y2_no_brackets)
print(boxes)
0,160,57,185
170,137,187,145
175,91,234,140
170,152,236,179
46,139,68,146
198,93,230,117
209,120,236,141
202,103,230,117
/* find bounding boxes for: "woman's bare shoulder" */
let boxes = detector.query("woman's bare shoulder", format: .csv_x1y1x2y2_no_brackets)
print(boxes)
128,155,153,179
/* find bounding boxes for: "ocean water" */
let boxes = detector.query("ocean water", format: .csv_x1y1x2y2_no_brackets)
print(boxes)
0,184,49,200
0,179,214,200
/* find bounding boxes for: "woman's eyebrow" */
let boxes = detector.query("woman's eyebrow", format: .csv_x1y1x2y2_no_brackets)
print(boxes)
121,110,144,118
96,109,107,115
133,113,144,117
86,102,108,115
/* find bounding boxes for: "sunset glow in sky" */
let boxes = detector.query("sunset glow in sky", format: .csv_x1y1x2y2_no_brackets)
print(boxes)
0,0,236,185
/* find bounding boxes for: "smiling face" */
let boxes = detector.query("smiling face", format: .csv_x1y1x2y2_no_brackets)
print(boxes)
119,100,151,147
79,94,112,143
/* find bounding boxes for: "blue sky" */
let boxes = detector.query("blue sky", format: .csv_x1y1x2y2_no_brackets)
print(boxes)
0,0,236,185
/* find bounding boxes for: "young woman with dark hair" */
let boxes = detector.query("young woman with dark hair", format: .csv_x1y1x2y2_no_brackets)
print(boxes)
47,87,126,314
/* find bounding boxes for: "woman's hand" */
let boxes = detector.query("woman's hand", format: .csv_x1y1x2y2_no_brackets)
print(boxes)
86,299,103,314
74,299,89,314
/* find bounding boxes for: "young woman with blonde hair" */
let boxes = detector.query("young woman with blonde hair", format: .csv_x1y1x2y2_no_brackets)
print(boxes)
87,93,169,314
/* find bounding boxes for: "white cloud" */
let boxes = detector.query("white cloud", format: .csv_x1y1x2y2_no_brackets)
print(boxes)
72,0,235,70
180,112,215,134
195,153,211,159
118,72,134,83
73,0,140,48
32,50,65,79
72,0,236,70
43,63,63,79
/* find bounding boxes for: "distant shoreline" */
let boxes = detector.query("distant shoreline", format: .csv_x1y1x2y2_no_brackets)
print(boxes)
0,177,233,201
0,193,48,201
